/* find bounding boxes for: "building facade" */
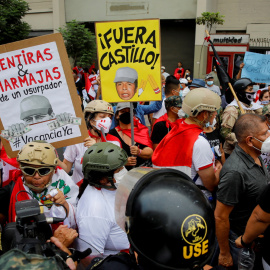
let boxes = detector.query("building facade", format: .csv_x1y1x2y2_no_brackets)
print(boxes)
24,0,270,79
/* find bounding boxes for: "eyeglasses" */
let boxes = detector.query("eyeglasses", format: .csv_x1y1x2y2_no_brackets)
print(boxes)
20,166,54,176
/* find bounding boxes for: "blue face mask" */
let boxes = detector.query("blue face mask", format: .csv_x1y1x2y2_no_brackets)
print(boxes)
207,81,214,86
180,84,183,89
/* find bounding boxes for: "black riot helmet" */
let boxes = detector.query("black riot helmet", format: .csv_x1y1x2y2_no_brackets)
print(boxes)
125,169,215,270
233,78,254,105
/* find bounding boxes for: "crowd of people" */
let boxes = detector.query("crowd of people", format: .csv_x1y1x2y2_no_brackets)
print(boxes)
1,61,270,270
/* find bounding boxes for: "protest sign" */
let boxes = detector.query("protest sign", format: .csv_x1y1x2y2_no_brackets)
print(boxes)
95,19,162,103
0,33,88,157
242,51,270,83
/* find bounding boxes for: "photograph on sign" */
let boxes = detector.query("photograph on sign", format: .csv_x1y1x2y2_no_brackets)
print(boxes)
242,51,270,83
0,33,88,157
95,19,162,103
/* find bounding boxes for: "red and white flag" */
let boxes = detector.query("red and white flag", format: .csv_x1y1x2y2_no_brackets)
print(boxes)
85,73,96,100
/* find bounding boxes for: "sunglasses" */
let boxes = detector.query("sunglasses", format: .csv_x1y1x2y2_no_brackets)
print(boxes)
20,166,54,176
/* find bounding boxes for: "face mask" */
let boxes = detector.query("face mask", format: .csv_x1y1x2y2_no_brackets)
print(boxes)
114,167,128,185
252,136,270,153
186,73,189,76
177,109,186,118
214,68,217,72
261,100,270,105
209,118,217,128
119,112,131,124
245,92,255,102
253,85,260,92
207,81,214,86
180,84,183,89
95,117,112,133
161,69,164,73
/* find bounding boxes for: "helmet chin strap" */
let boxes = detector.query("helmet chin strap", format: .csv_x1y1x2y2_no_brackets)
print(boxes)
88,176,117,190
23,177,53,193
191,112,213,128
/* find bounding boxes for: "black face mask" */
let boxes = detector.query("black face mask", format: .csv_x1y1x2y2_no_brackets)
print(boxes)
119,112,131,124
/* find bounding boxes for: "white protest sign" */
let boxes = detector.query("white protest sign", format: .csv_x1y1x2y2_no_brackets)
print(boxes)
0,33,88,157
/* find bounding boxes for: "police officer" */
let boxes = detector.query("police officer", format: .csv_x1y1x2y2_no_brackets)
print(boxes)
87,167,223,270
221,78,262,156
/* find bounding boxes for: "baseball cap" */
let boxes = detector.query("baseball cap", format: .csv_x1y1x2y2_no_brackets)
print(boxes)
116,102,131,112
205,73,214,80
114,67,138,83
189,79,206,88
161,66,165,70
180,78,188,84
165,96,182,110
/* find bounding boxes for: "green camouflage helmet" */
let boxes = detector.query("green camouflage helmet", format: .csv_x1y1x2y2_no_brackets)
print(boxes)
262,104,270,116
165,95,182,110
82,142,128,178
0,248,62,269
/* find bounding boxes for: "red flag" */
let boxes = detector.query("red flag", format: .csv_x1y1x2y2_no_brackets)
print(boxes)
84,73,96,100
88,63,95,74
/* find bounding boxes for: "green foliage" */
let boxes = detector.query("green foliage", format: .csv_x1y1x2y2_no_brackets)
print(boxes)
196,12,225,32
0,0,31,45
58,20,96,67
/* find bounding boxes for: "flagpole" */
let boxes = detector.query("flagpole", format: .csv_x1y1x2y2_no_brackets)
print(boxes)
130,102,135,146
205,30,245,114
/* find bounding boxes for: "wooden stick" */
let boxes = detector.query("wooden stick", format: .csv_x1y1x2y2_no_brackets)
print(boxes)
228,82,245,114
205,30,245,114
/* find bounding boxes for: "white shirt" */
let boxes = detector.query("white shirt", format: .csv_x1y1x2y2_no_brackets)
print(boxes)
191,135,215,199
76,185,129,256
182,87,190,99
153,98,166,119
64,143,87,184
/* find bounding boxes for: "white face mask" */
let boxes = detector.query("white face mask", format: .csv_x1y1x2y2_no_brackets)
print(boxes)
114,167,128,185
252,136,270,153
209,118,217,128
95,117,112,133
177,109,186,118
207,81,214,86
261,100,269,105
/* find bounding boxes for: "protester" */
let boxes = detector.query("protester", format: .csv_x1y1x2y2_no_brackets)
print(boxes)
262,105,270,172
179,78,188,98
205,73,221,96
220,78,262,157
58,100,121,185
0,141,79,225
152,75,181,125
87,168,218,270
214,114,270,269
75,142,129,263
235,184,270,269
204,114,226,165
161,65,170,79
259,89,270,106
152,88,222,205
151,95,183,149
183,68,193,85
174,61,184,79
109,103,153,170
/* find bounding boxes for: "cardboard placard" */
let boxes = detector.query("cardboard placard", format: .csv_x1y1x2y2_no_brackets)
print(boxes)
0,33,88,157
95,19,162,103
242,51,270,83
